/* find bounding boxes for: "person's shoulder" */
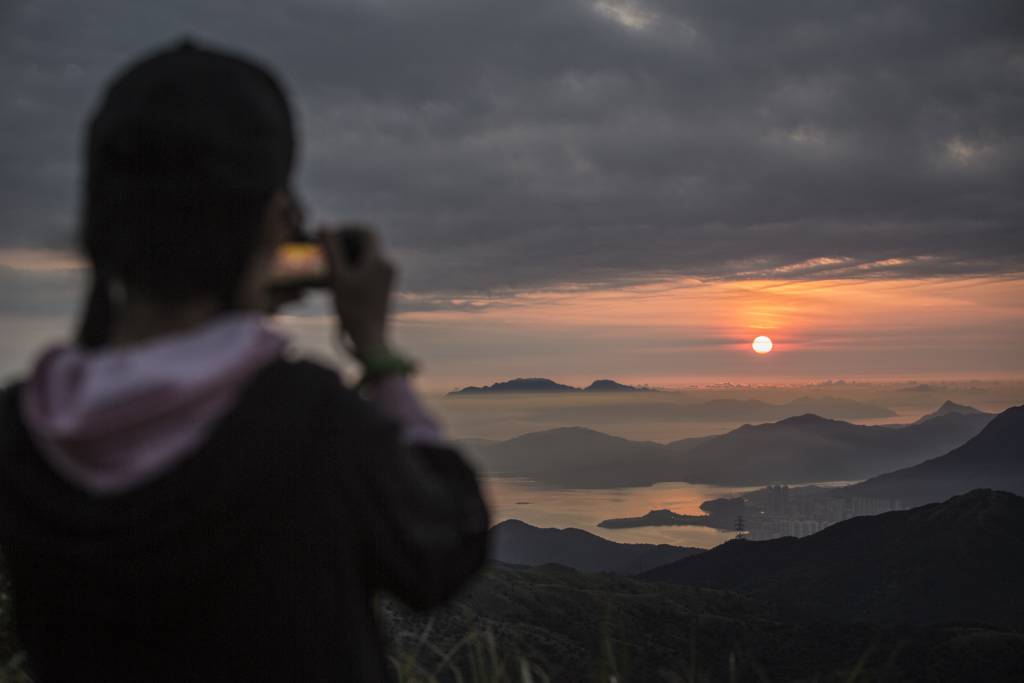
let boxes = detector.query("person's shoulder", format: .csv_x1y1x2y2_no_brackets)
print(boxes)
217,357,358,461
248,356,358,408
255,356,337,387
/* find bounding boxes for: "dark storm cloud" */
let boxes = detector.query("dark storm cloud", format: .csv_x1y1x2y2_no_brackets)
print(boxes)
1,0,1022,295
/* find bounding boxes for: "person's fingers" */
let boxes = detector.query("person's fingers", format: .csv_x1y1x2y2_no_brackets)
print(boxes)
339,225,379,274
321,225,391,288
319,227,351,281
358,228,379,262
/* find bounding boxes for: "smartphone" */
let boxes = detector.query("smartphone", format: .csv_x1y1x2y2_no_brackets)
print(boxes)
269,231,365,289
269,241,329,289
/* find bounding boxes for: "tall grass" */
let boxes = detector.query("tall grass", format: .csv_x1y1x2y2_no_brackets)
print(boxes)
385,617,902,683
390,618,551,683
0,654,31,683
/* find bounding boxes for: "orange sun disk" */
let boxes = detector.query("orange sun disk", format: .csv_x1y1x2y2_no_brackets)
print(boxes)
752,335,773,354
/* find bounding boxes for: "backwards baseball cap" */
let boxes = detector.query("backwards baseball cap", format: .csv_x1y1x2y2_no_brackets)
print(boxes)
78,39,297,345
87,38,294,195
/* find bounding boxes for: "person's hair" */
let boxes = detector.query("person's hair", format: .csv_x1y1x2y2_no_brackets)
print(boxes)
79,40,295,346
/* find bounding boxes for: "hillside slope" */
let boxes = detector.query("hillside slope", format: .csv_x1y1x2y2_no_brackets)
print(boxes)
385,560,1024,682
474,426,674,487
642,489,1024,630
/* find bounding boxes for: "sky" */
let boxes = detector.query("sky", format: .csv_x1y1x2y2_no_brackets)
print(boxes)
1,0,1023,392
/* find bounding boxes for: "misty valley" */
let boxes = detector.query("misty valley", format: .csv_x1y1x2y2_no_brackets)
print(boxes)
456,387,1004,544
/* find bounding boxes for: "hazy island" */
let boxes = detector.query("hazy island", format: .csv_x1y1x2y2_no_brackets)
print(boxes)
599,497,746,531
448,377,655,395
598,508,718,529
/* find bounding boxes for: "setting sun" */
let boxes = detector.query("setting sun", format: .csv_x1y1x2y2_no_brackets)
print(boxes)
752,335,774,354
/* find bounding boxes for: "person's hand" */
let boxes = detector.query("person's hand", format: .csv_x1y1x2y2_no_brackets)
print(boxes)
319,226,395,354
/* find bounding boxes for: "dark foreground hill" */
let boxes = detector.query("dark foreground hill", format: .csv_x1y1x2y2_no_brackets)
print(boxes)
844,404,1024,505
5,531,1022,681
383,561,1024,682
642,489,1024,631
489,519,702,574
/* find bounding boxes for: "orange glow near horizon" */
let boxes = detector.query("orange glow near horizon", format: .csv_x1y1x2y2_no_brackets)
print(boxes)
400,274,1024,341
2,248,1021,391
393,274,1024,387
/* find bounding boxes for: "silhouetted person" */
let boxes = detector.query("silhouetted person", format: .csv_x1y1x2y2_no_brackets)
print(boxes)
0,40,489,681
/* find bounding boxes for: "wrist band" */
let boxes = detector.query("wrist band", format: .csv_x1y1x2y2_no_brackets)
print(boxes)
355,346,417,384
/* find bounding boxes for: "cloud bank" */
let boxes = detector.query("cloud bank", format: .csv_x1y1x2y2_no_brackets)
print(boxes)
2,0,1022,296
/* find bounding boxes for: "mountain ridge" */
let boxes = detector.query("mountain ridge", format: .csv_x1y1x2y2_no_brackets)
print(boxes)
466,410,994,487
843,404,1024,505
490,519,703,574
667,409,994,485
913,399,990,424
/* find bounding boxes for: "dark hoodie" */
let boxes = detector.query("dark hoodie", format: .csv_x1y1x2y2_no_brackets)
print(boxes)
0,356,489,681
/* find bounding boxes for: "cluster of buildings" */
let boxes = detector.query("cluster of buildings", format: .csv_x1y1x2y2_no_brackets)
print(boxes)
744,485,903,541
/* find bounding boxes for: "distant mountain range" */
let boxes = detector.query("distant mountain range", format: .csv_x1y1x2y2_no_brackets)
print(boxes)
843,404,1024,505
448,378,654,395
470,426,673,487
667,410,994,485
913,399,989,424
465,402,994,487
667,395,897,421
489,519,702,574
448,381,899,423
598,404,1022,529
642,489,1024,630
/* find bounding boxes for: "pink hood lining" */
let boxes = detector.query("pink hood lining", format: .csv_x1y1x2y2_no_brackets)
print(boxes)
19,313,285,496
